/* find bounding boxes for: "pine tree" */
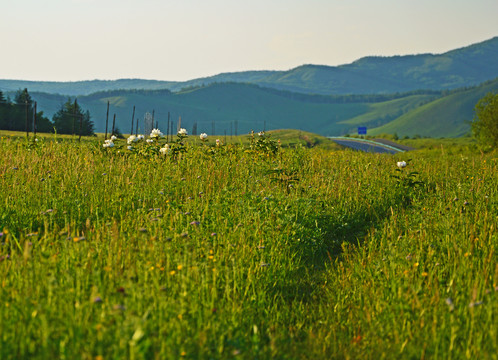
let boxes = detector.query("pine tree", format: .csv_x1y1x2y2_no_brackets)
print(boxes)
10,88,34,131
52,98,94,136
0,90,7,129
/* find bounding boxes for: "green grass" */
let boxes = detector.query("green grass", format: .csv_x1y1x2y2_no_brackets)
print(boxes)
0,133,497,359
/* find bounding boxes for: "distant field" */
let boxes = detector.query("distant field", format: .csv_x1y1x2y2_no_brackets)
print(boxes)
0,132,496,359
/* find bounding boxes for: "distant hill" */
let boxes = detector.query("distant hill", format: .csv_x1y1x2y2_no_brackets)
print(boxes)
1,36,497,96
368,78,498,137
0,79,177,97
17,79,494,137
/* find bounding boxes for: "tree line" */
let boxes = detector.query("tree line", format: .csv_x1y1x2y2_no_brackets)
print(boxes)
0,88,94,136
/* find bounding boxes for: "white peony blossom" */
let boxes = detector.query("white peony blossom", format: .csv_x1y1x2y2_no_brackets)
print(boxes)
102,139,114,148
199,133,208,141
110,135,117,141
137,135,145,141
150,128,163,138
127,135,137,144
397,161,407,168
159,144,171,155
178,128,188,136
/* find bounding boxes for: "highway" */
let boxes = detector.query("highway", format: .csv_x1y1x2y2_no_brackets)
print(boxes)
329,137,404,154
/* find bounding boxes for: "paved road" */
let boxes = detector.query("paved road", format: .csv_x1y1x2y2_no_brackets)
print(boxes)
330,138,402,154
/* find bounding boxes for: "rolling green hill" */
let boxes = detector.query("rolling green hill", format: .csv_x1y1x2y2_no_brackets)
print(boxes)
2,36,497,96
17,83,445,136
25,83,440,136
5,77,498,138
368,78,498,137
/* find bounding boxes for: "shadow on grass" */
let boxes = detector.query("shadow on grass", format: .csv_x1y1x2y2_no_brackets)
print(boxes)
268,187,428,304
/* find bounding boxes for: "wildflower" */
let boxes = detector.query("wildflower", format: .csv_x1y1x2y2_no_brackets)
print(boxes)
469,301,483,308
445,298,455,311
199,133,208,141
258,131,265,136
137,134,145,141
127,135,137,144
93,296,103,303
102,139,114,148
110,135,117,141
150,128,163,138
146,139,154,144
159,144,171,155
397,161,407,168
127,145,133,150
178,128,188,136
216,139,221,146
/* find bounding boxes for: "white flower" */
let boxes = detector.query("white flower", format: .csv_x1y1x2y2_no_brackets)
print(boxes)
127,135,137,144
146,139,154,143
110,135,117,141
137,135,145,141
150,128,163,138
397,161,407,168
199,133,208,141
102,139,114,148
178,128,188,136
127,145,133,150
258,131,265,137
159,144,171,155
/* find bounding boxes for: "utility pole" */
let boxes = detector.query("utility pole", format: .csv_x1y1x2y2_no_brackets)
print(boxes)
167,111,170,142
72,99,77,136
105,101,109,140
111,114,116,136
130,105,135,136
33,102,37,139
25,100,29,139
78,105,83,142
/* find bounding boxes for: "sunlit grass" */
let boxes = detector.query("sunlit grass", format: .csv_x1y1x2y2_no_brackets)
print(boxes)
0,134,496,359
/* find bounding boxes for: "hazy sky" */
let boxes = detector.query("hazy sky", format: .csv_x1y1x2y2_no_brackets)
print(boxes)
1,0,497,82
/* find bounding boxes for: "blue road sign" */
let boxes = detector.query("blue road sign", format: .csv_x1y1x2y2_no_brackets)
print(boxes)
358,127,367,135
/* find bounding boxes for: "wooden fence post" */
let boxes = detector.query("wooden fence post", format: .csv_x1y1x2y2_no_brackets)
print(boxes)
105,101,109,140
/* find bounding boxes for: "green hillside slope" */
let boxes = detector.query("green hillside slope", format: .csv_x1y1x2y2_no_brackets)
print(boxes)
27,84,435,136
17,78,497,138
368,78,498,137
337,95,439,129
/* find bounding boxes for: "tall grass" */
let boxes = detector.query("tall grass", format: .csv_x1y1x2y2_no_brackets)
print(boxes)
0,134,496,359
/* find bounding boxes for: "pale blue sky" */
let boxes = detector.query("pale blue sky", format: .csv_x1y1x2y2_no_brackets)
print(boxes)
1,0,497,81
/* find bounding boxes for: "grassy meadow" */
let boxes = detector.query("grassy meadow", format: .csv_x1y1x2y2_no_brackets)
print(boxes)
0,130,497,359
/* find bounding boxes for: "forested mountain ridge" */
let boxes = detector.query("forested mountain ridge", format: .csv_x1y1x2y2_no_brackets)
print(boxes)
1,36,497,96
